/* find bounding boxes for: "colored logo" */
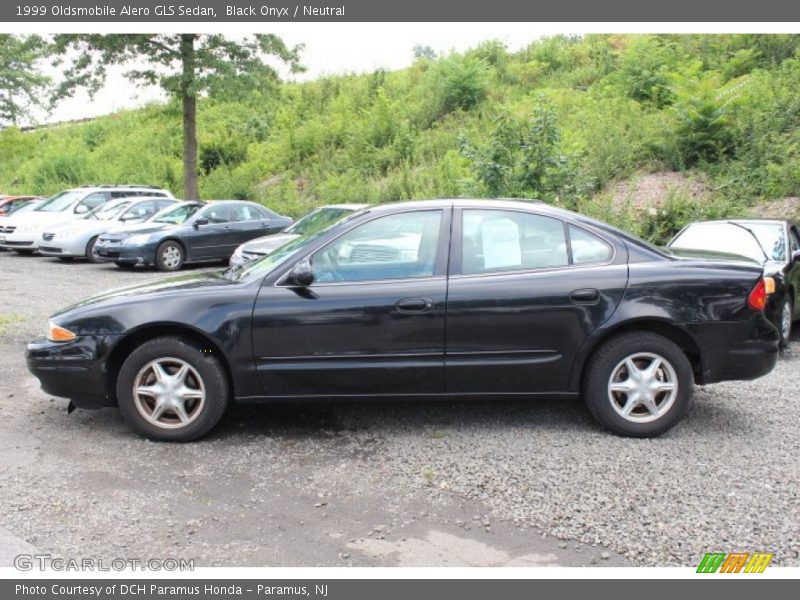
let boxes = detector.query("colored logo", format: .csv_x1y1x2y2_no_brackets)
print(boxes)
696,552,773,573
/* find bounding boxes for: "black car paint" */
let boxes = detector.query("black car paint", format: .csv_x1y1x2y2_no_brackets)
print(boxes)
94,201,292,266
27,200,780,411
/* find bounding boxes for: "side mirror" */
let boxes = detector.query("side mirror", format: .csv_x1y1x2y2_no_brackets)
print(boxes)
74,205,89,214
194,218,209,228
286,261,314,287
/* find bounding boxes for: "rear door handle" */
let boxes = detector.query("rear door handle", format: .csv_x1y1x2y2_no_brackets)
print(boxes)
395,298,434,313
570,288,600,304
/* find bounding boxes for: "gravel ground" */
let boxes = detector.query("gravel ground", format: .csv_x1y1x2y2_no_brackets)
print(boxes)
0,250,798,567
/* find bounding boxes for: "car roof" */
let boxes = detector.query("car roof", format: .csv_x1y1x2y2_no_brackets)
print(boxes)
317,203,370,210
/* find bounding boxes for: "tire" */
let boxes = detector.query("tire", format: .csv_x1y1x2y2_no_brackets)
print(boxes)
155,240,185,272
114,261,136,269
116,336,229,442
779,295,793,347
85,236,100,263
582,331,694,438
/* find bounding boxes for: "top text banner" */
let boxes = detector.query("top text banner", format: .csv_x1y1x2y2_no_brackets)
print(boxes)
4,0,800,22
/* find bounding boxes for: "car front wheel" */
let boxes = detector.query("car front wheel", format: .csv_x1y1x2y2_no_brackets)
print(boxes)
780,296,793,347
582,332,693,437
156,240,185,272
85,236,101,263
116,337,229,441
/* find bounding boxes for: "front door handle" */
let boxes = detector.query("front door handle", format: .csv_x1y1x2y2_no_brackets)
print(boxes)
395,298,434,313
570,288,600,304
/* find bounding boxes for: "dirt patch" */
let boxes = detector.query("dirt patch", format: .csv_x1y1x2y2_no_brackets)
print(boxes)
748,197,800,220
604,171,710,211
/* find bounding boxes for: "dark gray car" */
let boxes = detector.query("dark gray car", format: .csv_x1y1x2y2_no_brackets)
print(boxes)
95,200,292,271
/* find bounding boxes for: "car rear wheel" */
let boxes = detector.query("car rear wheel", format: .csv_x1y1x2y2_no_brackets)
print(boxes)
156,240,184,272
582,332,693,437
85,236,100,263
116,337,229,442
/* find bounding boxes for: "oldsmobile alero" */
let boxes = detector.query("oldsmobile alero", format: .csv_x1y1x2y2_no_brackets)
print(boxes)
26,199,780,441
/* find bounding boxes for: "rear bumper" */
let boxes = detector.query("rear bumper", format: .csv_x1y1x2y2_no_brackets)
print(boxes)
689,316,780,385
26,336,112,409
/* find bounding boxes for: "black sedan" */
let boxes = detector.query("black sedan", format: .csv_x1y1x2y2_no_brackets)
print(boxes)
94,200,292,271
668,219,800,345
27,199,779,441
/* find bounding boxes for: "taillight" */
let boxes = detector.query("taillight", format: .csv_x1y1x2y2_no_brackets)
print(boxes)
748,278,767,311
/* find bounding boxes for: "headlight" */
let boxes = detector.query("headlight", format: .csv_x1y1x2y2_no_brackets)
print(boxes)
125,234,151,245
47,320,76,342
16,223,37,233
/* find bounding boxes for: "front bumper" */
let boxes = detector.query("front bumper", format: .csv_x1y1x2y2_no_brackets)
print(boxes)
38,235,90,258
0,231,39,250
26,336,112,409
93,239,156,266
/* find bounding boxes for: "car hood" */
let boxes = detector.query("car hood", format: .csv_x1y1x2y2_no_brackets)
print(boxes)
5,210,78,227
241,233,299,254
103,222,174,237
52,270,240,322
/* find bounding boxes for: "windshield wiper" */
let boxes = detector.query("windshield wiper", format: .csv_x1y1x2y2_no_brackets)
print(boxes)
726,221,770,263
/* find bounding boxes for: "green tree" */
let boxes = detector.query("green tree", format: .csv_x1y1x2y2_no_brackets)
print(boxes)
52,34,303,199
0,35,50,127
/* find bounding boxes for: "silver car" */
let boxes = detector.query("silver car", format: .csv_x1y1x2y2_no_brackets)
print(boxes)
229,203,368,268
38,197,178,262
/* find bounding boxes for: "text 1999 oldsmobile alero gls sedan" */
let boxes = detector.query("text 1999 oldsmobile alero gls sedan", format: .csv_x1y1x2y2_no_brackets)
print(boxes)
27,199,779,441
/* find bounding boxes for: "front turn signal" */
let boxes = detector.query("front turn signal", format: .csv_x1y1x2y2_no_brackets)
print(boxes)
47,321,76,342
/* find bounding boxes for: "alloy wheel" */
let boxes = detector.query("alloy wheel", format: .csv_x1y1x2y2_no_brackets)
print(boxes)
782,298,792,342
132,357,206,429
607,352,678,423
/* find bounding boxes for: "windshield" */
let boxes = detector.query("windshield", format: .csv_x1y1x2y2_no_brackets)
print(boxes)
231,232,328,281
285,207,357,236
35,191,82,212
152,203,201,225
84,199,131,221
670,222,786,263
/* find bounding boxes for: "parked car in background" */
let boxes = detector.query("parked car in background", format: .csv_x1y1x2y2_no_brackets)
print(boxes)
38,197,178,262
0,196,41,217
668,219,800,345
28,199,779,442
0,185,174,254
230,203,367,268
94,200,292,271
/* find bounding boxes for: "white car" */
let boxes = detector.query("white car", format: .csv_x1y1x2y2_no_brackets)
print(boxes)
0,185,174,254
38,197,179,262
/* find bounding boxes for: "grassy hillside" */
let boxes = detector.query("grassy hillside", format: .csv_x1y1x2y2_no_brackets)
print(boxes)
3,34,800,244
